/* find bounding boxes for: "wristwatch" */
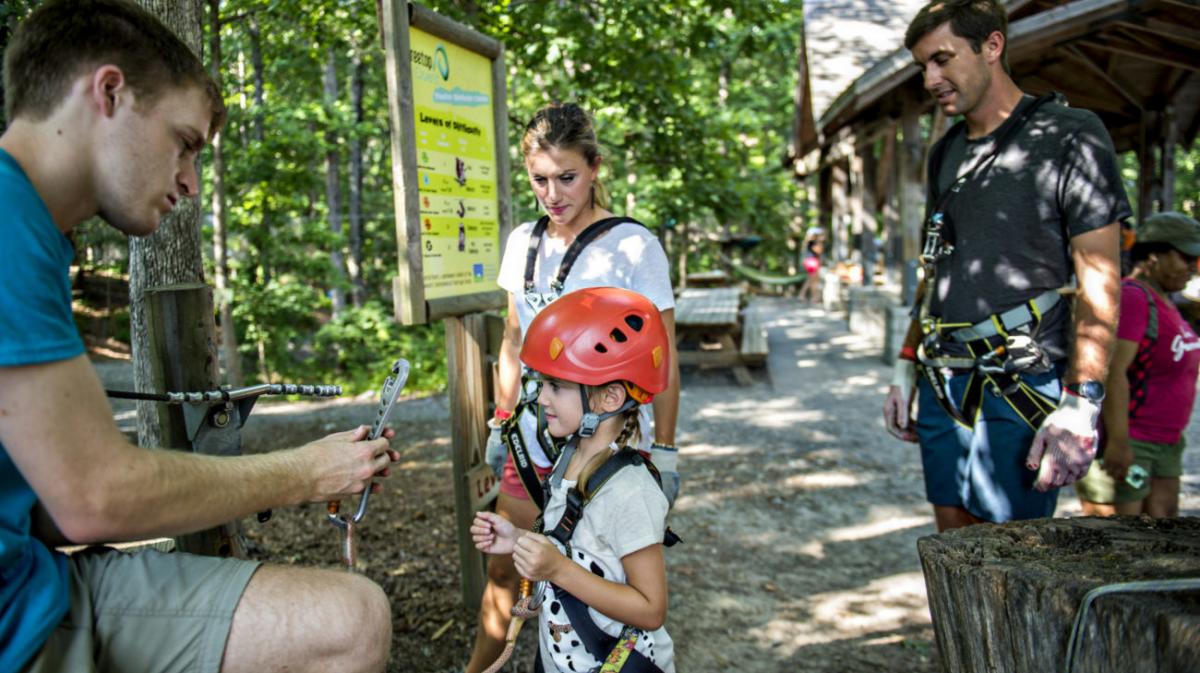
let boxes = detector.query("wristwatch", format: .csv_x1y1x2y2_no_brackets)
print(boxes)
1065,380,1106,403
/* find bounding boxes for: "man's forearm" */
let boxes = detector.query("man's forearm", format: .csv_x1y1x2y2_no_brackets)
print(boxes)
59,439,312,544
1068,225,1121,383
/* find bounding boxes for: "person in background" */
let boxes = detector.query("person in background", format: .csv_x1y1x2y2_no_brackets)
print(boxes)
801,227,824,305
882,0,1128,531
1076,212,1200,518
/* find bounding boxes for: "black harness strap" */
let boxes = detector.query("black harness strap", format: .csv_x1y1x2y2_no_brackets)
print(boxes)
536,449,674,673
523,215,644,297
1124,279,1159,419
501,410,546,509
916,93,1064,431
550,586,664,672
544,450,680,548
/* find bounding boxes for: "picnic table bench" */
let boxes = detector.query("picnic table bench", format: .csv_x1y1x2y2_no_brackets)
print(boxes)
673,287,767,385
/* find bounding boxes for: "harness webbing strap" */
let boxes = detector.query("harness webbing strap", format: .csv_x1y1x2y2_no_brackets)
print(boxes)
918,324,1059,431
523,215,644,295
550,586,663,673
502,415,546,509
546,450,644,546
946,289,1061,343
1123,279,1159,419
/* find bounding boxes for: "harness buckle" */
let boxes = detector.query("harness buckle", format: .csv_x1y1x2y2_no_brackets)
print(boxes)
920,212,955,266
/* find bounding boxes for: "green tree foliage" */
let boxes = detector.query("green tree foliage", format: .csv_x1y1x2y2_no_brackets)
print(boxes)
200,0,807,393
30,0,1195,394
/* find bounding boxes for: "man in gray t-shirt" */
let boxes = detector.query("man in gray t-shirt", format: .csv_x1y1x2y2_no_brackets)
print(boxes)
882,0,1129,532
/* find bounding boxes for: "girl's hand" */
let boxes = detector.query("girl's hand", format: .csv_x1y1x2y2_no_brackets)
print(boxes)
471,511,517,555
512,532,563,582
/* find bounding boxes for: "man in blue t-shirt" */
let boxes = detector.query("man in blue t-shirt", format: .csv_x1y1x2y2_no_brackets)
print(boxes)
1,2,396,671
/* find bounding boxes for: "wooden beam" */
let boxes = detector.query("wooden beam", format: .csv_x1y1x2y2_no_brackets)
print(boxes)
1063,45,1143,111
1008,0,1134,58
898,104,924,303
1084,35,1200,73
1115,18,1200,51
875,125,896,214
444,314,490,609
1162,105,1177,208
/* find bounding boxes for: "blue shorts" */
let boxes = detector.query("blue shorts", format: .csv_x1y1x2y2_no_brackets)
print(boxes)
915,365,1063,522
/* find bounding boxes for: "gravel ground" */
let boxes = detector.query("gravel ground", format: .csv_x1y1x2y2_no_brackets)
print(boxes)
91,295,1200,672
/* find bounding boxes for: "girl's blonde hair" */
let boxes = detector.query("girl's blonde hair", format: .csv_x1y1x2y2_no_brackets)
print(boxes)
575,389,641,500
520,102,611,210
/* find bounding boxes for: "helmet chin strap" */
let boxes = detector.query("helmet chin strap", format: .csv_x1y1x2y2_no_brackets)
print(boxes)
576,386,638,438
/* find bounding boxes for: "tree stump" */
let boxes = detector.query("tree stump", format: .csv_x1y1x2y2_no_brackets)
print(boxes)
917,516,1200,673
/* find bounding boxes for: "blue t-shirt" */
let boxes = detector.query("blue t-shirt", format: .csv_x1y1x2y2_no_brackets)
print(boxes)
0,148,82,671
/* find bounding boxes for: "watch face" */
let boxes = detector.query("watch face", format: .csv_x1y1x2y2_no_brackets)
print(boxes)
1071,381,1106,401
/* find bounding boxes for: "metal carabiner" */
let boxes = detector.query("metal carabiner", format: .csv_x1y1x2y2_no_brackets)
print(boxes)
327,359,410,527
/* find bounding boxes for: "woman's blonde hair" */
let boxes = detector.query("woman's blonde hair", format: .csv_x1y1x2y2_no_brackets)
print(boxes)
521,102,611,210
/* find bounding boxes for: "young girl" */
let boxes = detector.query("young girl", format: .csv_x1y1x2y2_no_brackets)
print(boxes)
472,287,675,673
468,101,679,673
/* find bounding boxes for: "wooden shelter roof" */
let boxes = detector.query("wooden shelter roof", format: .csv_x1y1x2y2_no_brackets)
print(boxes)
792,0,1200,169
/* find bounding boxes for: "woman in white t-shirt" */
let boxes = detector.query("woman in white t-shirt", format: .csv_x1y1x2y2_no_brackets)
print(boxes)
472,287,676,673
463,102,679,673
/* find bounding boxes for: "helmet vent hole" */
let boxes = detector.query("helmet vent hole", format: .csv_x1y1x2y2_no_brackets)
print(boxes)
609,328,628,343
594,343,608,353
624,315,644,332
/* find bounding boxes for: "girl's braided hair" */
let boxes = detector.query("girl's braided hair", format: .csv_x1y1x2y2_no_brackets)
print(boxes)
575,398,640,500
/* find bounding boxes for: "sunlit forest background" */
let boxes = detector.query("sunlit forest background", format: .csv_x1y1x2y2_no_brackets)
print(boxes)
1,0,1196,394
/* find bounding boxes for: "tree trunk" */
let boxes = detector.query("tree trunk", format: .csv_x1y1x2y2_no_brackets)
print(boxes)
128,0,211,449
207,0,242,386
323,46,346,318
347,48,366,308
918,516,1200,673
248,13,265,143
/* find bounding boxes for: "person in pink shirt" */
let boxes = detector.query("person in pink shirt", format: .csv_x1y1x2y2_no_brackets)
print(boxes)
1077,212,1200,517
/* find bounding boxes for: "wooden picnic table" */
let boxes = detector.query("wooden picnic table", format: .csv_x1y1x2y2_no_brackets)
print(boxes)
673,287,766,385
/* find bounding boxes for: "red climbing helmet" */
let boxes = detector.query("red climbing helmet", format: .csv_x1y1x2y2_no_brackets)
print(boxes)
521,287,671,403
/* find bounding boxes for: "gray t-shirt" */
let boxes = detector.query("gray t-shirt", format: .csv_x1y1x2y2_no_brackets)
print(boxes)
927,95,1131,360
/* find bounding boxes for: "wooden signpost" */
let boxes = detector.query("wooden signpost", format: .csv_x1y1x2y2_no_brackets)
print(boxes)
379,0,510,609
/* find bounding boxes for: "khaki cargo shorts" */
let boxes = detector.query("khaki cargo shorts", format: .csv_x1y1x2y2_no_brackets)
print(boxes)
23,546,259,673
1074,436,1186,504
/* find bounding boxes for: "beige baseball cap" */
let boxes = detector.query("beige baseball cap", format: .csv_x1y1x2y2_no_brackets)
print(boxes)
1136,211,1200,257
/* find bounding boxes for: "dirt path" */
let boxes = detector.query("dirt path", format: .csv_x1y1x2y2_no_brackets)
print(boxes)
93,296,1200,672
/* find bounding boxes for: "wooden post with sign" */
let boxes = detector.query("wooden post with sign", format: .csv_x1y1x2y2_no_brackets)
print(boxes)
379,0,510,609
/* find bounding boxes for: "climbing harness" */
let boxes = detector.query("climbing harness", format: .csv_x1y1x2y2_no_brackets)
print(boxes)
521,215,643,311
917,289,1061,430
480,442,679,673
915,93,1064,431
507,215,648,502
530,444,677,673
326,358,409,570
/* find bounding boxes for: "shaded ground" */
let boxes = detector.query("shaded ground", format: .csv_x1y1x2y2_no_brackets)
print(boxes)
93,296,1200,672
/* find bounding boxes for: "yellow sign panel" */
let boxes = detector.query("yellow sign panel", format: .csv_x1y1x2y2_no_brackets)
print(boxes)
409,28,500,300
